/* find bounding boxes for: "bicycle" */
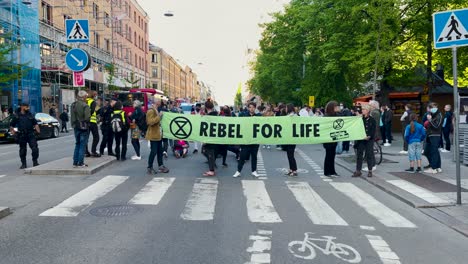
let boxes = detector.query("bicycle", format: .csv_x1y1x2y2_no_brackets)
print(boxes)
288,232,361,263
353,139,383,166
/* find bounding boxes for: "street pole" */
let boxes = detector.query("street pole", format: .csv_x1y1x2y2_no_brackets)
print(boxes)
452,46,462,205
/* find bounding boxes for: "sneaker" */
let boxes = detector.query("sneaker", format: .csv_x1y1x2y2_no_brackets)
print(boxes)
362,167,369,172
352,171,362,177
163,151,168,158
416,167,422,172
372,166,377,171
384,143,391,147
20,163,27,169
262,145,266,149
131,155,141,160
424,168,437,174
203,171,216,177
233,171,241,178
77,164,88,168
251,171,260,178
399,150,408,154
91,153,101,157
440,149,450,153
405,168,414,172
33,161,39,167
147,168,157,175
436,168,443,173
159,165,169,173
267,145,271,149
276,147,282,150
367,171,373,177
193,149,198,154
423,165,431,169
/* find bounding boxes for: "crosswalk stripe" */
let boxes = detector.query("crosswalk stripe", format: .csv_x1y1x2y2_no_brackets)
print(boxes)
330,182,416,228
180,178,218,221
40,176,129,217
242,180,282,223
129,178,175,205
387,180,450,204
286,181,348,226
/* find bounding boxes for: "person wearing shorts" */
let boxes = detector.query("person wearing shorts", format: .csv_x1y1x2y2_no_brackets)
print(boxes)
404,113,426,173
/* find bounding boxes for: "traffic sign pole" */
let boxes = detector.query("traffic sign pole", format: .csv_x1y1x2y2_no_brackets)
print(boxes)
452,47,462,205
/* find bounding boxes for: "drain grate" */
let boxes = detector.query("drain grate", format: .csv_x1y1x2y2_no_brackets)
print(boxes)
276,168,309,173
89,205,141,217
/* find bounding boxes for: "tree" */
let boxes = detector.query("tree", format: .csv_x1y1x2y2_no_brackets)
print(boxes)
234,83,243,109
105,63,119,91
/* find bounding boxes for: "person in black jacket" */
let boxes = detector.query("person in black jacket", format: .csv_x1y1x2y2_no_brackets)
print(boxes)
10,103,40,169
424,102,443,174
202,100,219,177
113,101,130,161
323,101,340,177
59,109,69,133
353,104,376,178
99,99,116,156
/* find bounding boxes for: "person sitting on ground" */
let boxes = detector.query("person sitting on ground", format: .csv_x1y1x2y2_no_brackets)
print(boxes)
173,140,189,158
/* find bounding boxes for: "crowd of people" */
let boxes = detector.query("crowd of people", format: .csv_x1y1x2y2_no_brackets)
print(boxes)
7,89,456,179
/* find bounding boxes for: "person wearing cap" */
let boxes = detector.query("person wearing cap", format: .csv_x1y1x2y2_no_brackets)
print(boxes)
352,104,376,178
99,98,116,156
85,91,100,157
71,90,91,168
9,102,40,169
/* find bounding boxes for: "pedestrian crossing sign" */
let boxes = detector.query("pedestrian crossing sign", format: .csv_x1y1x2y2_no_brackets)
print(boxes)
66,19,89,43
433,9,468,49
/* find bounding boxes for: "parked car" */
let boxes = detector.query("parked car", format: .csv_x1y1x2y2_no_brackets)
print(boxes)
0,113,60,142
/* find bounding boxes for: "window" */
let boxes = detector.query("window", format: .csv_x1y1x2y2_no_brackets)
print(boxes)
152,68,158,78
63,15,72,28
152,83,158,89
135,54,137,67
93,3,99,21
128,27,132,41
41,1,53,25
104,12,110,27
152,54,157,63
94,32,100,48
134,11,136,23
105,39,110,52
81,0,87,7
134,32,136,45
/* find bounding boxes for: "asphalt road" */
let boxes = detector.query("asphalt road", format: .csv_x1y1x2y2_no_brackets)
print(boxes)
1,136,468,264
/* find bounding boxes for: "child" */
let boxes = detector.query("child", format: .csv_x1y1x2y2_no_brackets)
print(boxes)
404,113,426,172
173,140,189,158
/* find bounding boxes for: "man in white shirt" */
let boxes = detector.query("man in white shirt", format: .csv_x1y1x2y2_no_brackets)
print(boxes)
299,105,311,117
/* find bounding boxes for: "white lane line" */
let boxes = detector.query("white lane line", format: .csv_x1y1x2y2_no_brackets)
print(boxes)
129,178,175,205
40,176,128,217
387,180,451,204
286,181,348,226
0,175,6,178
242,180,282,223
256,150,268,180
330,182,416,228
365,235,401,264
360,225,376,231
246,230,272,264
180,178,218,221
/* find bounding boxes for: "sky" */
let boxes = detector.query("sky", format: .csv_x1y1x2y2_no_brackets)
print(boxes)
137,0,290,105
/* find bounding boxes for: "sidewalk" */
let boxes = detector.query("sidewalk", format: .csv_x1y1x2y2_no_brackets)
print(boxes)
336,133,468,237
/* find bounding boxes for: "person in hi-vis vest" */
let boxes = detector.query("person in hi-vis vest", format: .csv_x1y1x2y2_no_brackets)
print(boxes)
85,90,101,157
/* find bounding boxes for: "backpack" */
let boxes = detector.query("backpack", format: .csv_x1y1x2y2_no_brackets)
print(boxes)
111,111,124,133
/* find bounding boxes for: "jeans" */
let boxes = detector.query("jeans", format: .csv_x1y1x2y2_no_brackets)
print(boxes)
356,140,374,171
284,144,297,171
132,138,140,157
323,143,337,175
73,128,89,165
427,136,441,169
148,140,163,169
385,123,392,143
114,130,128,160
238,144,259,172
380,126,386,144
402,125,408,151
408,142,422,161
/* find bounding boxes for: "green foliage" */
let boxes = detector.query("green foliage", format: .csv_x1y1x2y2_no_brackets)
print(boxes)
249,0,468,105
105,63,119,91
234,83,243,109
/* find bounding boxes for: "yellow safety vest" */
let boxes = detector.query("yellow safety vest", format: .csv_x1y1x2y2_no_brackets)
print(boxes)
113,110,126,124
87,98,97,123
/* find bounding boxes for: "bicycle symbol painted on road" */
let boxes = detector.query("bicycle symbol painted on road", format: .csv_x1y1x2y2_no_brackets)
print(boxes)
288,232,361,263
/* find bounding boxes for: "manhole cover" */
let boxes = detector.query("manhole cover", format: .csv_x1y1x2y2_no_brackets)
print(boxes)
276,168,309,173
89,205,141,217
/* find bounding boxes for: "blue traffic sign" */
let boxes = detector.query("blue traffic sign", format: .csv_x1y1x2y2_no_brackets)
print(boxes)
66,19,89,43
433,9,468,49
65,48,90,72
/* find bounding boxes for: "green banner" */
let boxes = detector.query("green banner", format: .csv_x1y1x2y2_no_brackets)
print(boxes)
161,112,366,145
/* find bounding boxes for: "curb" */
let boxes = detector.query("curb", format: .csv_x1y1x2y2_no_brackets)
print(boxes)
419,208,468,238
0,207,11,220
335,158,436,208
24,156,116,175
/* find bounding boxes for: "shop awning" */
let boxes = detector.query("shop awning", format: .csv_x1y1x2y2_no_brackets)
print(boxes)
388,92,420,99
353,95,373,102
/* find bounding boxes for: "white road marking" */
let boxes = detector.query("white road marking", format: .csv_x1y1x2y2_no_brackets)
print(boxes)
246,230,272,264
360,225,376,231
242,180,282,223
0,175,6,178
129,178,175,205
286,181,348,226
180,178,218,221
40,176,128,217
366,235,401,263
296,148,331,181
330,182,417,228
256,150,268,180
387,180,451,204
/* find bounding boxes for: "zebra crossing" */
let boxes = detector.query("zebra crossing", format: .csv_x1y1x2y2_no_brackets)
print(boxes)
38,175,418,229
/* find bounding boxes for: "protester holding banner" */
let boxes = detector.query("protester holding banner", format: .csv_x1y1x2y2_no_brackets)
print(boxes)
353,104,376,178
323,101,340,177
284,104,298,177
202,100,219,177
233,102,261,178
